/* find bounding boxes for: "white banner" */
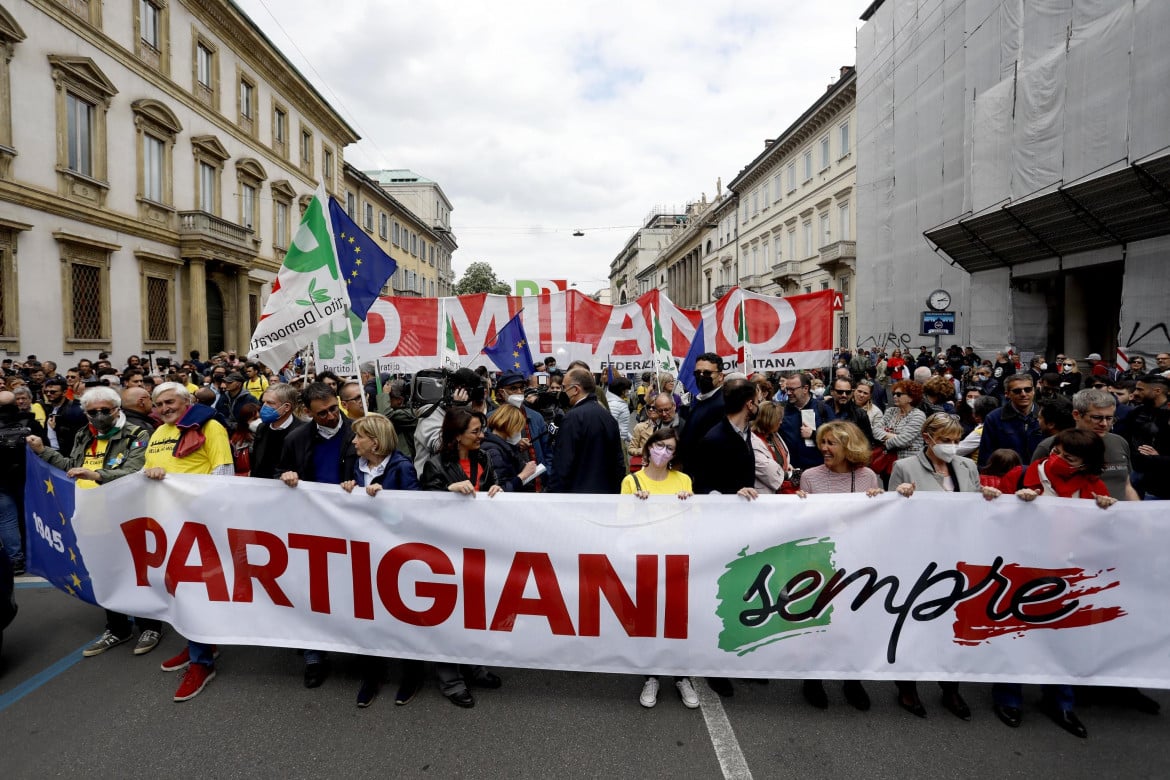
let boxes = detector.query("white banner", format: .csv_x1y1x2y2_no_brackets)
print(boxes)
73,477,1170,686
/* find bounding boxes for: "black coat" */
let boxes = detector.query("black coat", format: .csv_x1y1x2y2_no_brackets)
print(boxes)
548,394,624,494
277,417,357,484
691,418,755,495
679,391,725,469
480,431,531,492
421,448,499,492
252,417,307,480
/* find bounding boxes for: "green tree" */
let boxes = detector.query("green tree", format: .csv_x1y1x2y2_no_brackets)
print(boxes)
454,261,511,295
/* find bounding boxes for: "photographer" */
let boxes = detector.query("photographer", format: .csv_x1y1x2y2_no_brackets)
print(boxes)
412,368,488,476
0,390,44,576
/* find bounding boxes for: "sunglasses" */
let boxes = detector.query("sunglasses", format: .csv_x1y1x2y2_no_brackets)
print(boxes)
85,407,114,417
1008,387,1034,395
693,370,717,377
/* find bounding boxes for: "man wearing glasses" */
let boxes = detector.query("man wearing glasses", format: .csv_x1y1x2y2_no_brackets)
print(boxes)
35,377,85,454
339,382,367,419
250,383,304,480
29,386,155,654
978,374,1043,468
678,353,724,467
278,382,359,690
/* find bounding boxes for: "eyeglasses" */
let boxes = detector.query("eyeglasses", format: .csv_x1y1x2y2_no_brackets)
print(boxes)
312,404,340,420
1086,414,1115,424
693,370,717,377
1062,362,1075,367
891,391,907,397
833,389,851,395
1008,387,1034,395
85,407,114,417
340,396,362,404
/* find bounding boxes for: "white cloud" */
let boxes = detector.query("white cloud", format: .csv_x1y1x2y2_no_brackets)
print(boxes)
235,0,863,292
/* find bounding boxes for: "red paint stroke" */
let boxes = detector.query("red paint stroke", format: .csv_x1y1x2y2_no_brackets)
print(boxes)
952,562,1125,646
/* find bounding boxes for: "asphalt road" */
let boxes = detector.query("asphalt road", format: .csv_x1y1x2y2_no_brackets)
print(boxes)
1,581,1167,779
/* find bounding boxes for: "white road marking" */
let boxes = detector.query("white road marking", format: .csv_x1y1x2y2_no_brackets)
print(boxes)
697,678,754,780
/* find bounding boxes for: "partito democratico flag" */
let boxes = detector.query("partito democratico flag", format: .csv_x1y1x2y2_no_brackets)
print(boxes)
248,184,349,370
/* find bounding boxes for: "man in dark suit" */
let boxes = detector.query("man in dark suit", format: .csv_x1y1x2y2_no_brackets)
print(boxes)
549,368,623,494
678,353,724,467
691,378,759,497
251,383,304,480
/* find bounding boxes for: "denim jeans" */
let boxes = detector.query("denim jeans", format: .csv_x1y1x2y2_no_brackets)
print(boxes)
993,682,1074,710
189,640,216,667
0,491,23,567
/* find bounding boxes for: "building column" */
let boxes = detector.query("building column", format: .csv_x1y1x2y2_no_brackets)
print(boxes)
236,268,252,354
186,258,208,359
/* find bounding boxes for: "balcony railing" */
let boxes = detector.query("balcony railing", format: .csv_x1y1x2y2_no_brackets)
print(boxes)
771,260,802,285
179,210,253,246
817,240,856,271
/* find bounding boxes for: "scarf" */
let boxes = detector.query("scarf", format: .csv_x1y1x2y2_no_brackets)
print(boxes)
87,411,127,456
173,403,217,459
1025,454,1103,499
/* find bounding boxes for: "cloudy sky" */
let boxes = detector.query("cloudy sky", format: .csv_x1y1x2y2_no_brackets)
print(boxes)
234,1,864,293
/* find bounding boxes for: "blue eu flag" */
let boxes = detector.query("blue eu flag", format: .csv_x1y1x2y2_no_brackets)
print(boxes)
328,198,399,320
24,449,96,605
677,323,707,397
483,313,535,377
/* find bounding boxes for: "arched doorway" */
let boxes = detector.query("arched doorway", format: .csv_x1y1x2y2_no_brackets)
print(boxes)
206,280,225,355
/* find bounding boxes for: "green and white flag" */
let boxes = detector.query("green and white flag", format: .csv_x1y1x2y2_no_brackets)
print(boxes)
248,184,349,370
441,300,460,371
650,303,675,376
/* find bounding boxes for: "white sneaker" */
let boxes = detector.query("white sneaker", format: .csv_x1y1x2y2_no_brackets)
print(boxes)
639,677,659,708
677,677,700,709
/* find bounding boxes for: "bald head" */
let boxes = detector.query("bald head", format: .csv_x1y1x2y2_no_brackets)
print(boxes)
122,386,152,414
0,390,13,406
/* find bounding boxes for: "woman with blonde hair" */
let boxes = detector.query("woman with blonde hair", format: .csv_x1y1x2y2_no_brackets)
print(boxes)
481,403,537,492
796,421,882,711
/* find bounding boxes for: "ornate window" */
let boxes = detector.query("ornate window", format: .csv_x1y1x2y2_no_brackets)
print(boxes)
272,102,288,158
299,124,314,176
192,33,218,109
270,179,296,253
0,7,26,179
0,220,28,349
131,99,181,226
135,0,169,76
50,56,117,207
137,251,181,349
235,158,267,234
191,135,229,216
237,69,256,136
55,231,117,351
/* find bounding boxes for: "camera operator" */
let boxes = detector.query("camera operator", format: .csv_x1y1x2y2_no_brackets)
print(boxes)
412,368,488,476
0,389,45,576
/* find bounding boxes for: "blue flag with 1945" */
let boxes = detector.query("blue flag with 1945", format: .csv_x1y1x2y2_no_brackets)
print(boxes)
23,448,96,605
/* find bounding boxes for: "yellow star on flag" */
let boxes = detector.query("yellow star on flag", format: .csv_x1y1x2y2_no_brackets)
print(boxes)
517,340,526,348
65,585,75,597
513,361,521,369
44,479,54,494
513,350,520,358
355,258,362,266
354,247,361,254
351,269,359,278
69,548,77,563
340,231,347,239
348,236,356,244
71,572,82,589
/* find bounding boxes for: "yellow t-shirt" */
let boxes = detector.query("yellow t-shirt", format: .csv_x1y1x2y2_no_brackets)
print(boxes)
77,438,108,490
621,469,693,495
185,382,200,395
145,419,233,474
245,376,269,400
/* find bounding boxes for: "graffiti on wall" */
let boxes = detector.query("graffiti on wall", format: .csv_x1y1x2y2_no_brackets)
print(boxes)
855,331,914,352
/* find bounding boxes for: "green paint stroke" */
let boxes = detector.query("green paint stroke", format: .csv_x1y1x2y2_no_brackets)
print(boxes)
716,536,836,656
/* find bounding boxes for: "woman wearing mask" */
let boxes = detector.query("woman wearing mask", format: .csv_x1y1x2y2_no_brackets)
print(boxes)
339,415,421,708
481,404,538,492
620,427,698,709
420,408,502,707
979,428,1115,738
890,413,990,720
796,421,883,711
1057,358,1083,397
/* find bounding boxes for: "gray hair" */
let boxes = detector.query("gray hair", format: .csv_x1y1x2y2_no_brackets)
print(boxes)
12,386,31,399
1073,387,1116,413
152,381,191,404
80,385,121,409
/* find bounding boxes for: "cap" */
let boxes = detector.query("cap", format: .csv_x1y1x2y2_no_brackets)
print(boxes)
498,370,526,388
224,372,244,383
1086,352,1102,361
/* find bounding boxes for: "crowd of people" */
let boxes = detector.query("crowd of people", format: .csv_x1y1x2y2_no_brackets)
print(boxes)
0,343,1167,733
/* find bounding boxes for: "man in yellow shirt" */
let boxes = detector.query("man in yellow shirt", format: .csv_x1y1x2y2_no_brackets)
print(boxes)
142,382,233,702
27,385,154,655
243,362,269,400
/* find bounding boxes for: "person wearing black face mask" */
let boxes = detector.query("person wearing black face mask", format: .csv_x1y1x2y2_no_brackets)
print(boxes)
27,385,155,653
677,353,724,469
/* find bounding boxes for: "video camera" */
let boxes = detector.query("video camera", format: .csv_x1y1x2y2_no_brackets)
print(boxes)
409,368,486,411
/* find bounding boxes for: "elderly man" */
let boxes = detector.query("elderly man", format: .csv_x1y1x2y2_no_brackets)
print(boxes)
250,383,304,480
121,386,157,434
28,386,156,655
548,368,623,494
978,374,1043,468
143,382,233,702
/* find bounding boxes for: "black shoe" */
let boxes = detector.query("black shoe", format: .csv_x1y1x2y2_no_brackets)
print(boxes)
1043,704,1088,738
12,561,25,577
941,690,971,721
304,661,329,689
898,692,927,718
446,689,475,708
356,680,379,708
707,677,734,698
843,680,870,711
993,703,1022,728
395,676,423,706
802,680,828,709
471,669,502,689
1123,688,1161,715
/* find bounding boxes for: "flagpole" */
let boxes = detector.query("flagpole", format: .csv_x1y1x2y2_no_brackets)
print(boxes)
340,301,369,414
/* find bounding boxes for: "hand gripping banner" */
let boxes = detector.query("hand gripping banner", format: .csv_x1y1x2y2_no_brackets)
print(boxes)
43,466,1170,687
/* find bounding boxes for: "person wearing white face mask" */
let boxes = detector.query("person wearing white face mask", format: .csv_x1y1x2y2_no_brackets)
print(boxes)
481,404,538,492
889,412,995,721
495,370,552,486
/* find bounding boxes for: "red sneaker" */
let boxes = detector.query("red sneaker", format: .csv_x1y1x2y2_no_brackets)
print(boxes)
173,663,216,702
160,645,219,672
